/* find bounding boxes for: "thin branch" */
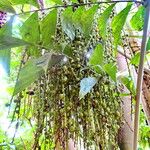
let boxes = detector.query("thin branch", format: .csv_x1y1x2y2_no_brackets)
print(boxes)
20,136,27,150
11,122,19,143
8,48,27,115
117,48,150,75
13,0,143,16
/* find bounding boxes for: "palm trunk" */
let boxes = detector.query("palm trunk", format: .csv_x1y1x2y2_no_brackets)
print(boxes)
117,53,134,150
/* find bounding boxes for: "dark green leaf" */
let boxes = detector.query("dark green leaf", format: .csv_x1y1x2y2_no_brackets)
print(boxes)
89,44,104,73
14,53,64,95
112,4,132,47
103,63,117,82
146,38,150,51
0,36,28,50
130,6,144,31
79,77,98,99
61,8,75,40
0,0,15,13
41,9,57,48
98,4,116,39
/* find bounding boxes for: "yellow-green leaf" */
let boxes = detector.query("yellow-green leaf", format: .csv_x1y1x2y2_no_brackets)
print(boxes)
103,63,117,82
0,0,15,13
89,44,104,73
130,6,144,31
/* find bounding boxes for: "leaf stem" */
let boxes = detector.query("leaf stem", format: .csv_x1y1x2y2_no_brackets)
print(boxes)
13,0,143,16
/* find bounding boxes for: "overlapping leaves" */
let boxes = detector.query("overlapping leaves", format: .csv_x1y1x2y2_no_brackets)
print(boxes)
14,53,64,95
89,44,117,82
62,5,98,39
0,17,28,74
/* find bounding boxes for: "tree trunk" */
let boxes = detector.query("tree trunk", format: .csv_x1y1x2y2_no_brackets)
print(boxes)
117,53,134,150
142,74,150,125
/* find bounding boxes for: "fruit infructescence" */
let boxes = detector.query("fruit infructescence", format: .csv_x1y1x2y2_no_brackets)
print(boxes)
0,11,7,28
12,6,122,150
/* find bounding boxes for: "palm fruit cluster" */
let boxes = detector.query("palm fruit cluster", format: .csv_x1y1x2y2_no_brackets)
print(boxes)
0,11,7,28
12,6,122,150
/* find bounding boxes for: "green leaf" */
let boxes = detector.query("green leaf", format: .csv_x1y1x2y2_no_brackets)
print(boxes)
0,16,14,74
20,12,40,44
98,4,116,39
81,5,98,37
89,44,104,73
130,6,144,31
72,7,85,31
112,4,132,47
41,9,57,48
51,0,63,4
130,52,140,66
0,36,28,50
120,76,135,95
14,59,43,95
20,12,40,56
36,53,64,72
63,44,73,57
14,53,64,95
0,0,15,13
146,38,150,51
103,63,117,82
61,8,75,40
0,16,14,35
9,0,39,7
79,77,98,99
72,6,98,37
71,0,78,2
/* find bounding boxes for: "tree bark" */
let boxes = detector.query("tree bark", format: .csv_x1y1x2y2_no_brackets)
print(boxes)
142,74,150,125
117,53,134,150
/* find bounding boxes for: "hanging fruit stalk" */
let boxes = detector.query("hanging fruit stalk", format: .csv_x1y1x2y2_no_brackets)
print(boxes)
11,4,123,150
